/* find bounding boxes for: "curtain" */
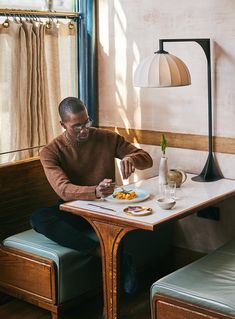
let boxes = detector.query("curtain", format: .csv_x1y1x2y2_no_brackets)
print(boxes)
0,18,77,163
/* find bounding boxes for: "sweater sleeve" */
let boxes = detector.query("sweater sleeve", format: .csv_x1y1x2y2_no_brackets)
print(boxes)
40,147,97,202
114,134,153,169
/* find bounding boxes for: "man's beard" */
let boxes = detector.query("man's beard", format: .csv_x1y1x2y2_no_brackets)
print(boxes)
76,130,89,143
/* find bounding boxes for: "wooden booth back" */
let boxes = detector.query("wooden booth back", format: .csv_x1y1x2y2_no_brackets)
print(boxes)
0,158,59,242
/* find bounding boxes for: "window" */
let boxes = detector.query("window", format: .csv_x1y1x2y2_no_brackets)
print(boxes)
0,0,97,164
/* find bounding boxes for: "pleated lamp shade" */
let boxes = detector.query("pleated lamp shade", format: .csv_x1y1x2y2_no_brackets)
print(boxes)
133,52,191,88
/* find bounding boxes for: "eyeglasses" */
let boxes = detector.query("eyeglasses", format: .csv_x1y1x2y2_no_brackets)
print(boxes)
73,118,93,131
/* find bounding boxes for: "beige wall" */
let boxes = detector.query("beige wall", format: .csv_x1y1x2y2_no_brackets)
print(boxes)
98,0,235,252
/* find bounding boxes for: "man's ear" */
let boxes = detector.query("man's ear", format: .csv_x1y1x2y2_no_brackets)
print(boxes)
60,121,66,130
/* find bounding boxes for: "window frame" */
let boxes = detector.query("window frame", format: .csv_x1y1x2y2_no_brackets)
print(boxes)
77,0,98,126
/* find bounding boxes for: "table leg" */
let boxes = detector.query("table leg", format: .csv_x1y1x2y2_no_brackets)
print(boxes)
88,219,134,319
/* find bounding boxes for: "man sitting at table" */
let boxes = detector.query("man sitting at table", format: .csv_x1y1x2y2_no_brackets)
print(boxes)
30,96,153,294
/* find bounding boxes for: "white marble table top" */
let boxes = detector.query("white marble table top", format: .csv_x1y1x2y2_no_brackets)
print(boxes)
63,174,235,230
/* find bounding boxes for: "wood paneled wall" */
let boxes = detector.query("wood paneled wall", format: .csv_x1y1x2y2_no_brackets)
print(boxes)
101,127,235,154
0,158,59,242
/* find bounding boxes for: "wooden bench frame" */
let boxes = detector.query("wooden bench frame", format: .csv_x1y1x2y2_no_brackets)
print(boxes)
152,294,235,319
0,157,97,318
0,246,59,318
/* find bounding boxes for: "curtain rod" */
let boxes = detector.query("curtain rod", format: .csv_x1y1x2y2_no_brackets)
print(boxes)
0,8,80,19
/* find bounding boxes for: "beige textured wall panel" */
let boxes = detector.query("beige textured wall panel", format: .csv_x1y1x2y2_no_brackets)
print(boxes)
98,0,235,252
118,143,235,183
98,0,235,137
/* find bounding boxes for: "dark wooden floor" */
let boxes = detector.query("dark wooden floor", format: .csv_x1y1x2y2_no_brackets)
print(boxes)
0,288,151,319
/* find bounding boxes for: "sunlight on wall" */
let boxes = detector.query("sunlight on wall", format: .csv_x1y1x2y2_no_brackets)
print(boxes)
99,0,235,136
114,0,127,116
132,41,142,128
114,1,145,129
116,106,131,128
99,0,109,55
98,0,235,255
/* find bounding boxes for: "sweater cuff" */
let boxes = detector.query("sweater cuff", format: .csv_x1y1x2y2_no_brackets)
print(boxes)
61,185,98,201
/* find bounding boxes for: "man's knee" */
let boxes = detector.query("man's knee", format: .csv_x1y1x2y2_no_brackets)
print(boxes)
30,206,59,234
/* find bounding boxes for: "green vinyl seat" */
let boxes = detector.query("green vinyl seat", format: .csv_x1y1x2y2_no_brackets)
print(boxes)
3,224,173,305
3,229,101,304
151,239,235,318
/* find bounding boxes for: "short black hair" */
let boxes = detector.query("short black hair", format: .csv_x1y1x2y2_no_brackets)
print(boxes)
59,97,86,121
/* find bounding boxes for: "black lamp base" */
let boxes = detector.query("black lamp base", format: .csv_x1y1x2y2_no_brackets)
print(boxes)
191,153,223,182
191,175,222,182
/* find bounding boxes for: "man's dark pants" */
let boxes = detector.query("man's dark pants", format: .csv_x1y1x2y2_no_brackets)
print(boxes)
30,200,137,294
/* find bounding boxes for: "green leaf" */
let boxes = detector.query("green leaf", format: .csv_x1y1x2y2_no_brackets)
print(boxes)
160,134,167,155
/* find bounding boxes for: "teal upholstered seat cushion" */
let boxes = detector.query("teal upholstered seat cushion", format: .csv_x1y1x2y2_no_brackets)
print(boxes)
151,239,235,316
3,229,101,304
2,224,173,304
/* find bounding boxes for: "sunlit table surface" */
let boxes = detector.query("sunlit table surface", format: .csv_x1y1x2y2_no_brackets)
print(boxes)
62,174,235,231
60,174,235,319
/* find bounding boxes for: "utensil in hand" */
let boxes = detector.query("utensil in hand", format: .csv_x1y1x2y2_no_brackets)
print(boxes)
100,181,115,199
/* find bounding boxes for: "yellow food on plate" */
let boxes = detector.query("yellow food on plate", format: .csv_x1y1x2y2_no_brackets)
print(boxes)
113,190,137,200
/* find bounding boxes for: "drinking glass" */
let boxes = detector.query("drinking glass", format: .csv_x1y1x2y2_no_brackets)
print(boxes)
159,182,176,200
168,181,176,200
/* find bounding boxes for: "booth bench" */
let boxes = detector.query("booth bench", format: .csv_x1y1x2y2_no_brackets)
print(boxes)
151,239,235,319
0,158,102,319
0,157,173,319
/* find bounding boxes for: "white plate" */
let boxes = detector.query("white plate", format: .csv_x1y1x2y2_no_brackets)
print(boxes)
105,187,150,204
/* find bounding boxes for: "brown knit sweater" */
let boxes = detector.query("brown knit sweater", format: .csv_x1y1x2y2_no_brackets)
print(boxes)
40,128,153,201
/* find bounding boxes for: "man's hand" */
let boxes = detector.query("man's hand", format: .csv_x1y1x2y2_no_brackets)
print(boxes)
120,157,135,180
95,179,115,198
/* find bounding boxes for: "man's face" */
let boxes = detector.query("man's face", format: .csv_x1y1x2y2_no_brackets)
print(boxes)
61,111,92,143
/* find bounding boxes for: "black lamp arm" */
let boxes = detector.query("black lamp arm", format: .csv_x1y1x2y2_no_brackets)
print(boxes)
159,38,210,62
158,38,222,181
159,38,212,155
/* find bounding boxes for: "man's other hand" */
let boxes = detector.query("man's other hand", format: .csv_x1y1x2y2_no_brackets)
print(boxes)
95,179,115,198
120,157,135,180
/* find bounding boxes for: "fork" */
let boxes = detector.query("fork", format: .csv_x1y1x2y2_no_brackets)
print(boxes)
120,186,132,193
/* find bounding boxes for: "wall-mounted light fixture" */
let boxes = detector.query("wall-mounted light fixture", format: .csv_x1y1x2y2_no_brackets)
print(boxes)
134,38,223,182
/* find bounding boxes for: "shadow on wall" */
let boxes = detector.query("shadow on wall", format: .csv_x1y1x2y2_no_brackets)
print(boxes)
174,195,235,253
98,0,235,254
97,0,146,130
114,145,159,186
